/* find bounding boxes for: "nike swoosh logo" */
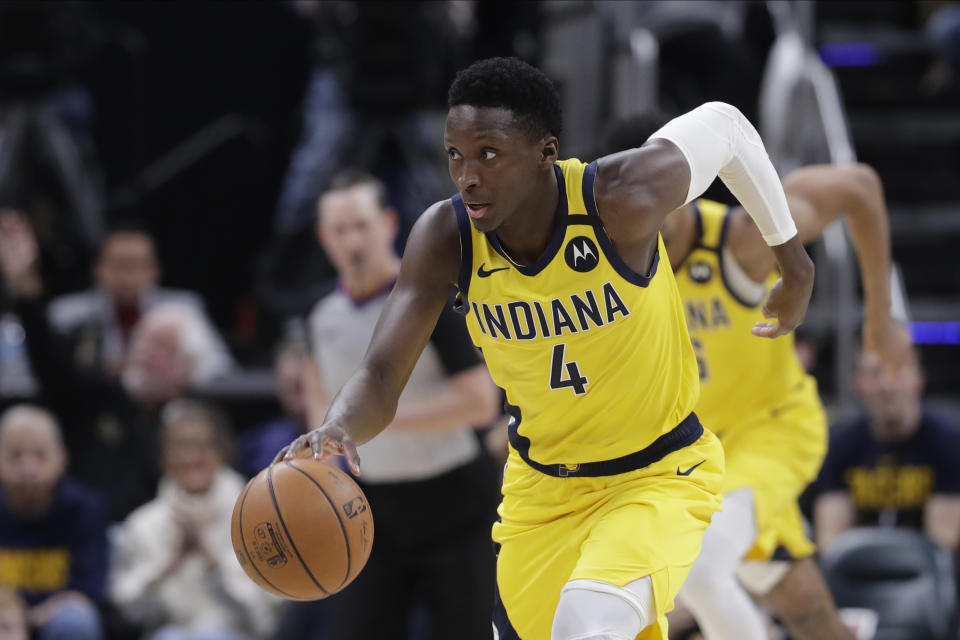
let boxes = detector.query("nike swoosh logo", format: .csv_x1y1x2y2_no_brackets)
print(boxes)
477,264,510,278
677,460,706,476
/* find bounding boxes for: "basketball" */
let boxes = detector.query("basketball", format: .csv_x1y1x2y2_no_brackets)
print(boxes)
231,457,374,601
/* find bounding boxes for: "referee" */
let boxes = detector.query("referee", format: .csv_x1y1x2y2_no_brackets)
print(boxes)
303,170,501,639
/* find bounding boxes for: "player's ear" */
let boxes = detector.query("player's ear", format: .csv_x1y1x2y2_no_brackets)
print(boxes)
539,136,559,165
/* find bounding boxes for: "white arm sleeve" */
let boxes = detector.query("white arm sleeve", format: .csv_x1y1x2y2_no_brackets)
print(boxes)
649,102,797,246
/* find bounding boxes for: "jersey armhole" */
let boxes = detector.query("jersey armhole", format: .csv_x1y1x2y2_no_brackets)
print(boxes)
451,194,474,314
582,161,659,287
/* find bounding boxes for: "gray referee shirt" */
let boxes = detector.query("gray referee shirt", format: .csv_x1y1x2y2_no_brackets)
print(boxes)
308,283,482,484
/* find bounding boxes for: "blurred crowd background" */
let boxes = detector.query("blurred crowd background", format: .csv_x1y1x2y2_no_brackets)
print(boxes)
0,1,957,639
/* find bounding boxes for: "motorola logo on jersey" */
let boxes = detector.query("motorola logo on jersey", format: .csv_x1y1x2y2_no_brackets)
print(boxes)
688,261,713,283
565,236,599,272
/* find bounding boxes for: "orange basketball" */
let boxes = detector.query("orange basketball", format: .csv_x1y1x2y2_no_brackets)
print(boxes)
231,457,374,600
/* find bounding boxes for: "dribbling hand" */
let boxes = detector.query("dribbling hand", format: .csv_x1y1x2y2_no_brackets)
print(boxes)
274,424,362,475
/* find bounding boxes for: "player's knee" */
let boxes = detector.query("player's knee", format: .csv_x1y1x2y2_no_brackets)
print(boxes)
550,578,654,640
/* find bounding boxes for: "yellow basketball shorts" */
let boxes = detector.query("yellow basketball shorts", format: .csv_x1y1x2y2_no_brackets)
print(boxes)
717,376,827,561
492,429,724,640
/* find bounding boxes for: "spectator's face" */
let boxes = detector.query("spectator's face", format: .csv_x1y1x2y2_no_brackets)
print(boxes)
856,352,924,441
95,232,159,307
318,185,397,284
0,605,27,640
0,414,65,517
122,318,192,404
276,352,308,425
163,418,223,494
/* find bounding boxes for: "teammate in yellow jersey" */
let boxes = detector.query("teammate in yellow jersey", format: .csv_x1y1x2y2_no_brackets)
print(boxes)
601,114,913,640
278,58,815,640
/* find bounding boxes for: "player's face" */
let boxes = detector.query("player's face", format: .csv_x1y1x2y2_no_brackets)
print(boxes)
319,185,398,283
96,233,159,307
162,418,222,494
444,106,557,232
0,417,65,516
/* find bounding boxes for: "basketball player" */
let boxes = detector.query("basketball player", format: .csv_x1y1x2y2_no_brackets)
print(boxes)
662,164,912,639
595,114,912,639
302,170,502,640
279,57,814,640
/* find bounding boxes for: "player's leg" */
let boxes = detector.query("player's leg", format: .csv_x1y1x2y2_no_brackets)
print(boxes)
551,576,655,640
750,557,852,640
676,488,768,640
552,430,725,640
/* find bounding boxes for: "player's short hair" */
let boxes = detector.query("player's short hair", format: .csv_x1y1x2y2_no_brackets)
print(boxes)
448,57,562,140
325,170,389,211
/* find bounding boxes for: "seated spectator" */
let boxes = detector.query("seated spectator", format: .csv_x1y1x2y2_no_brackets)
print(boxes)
0,405,108,640
48,222,232,379
110,399,277,640
814,351,960,553
236,338,310,478
0,587,28,640
0,211,228,520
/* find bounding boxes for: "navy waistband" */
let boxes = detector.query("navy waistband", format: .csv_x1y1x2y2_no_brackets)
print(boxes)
512,412,704,478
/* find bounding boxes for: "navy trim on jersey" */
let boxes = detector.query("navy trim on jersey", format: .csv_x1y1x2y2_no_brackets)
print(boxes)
493,580,523,639
506,403,704,477
717,209,764,308
582,161,659,287
484,163,568,277
451,194,475,308
692,201,706,249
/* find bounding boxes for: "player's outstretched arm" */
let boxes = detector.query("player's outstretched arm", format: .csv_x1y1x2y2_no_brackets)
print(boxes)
728,163,913,368
595,102,814,338
277,202,462,473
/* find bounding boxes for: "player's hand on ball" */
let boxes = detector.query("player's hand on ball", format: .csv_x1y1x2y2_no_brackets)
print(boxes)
276,424,362,475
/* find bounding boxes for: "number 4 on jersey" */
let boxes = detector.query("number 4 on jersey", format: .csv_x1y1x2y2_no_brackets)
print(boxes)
549,343,589,395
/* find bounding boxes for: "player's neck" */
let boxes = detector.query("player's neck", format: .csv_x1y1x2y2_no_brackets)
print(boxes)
339,257,401,303
493,169,560,266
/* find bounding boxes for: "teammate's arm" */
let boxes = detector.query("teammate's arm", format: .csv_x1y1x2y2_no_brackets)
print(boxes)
595,102,814,338
726,163,912,369
278,202,462,473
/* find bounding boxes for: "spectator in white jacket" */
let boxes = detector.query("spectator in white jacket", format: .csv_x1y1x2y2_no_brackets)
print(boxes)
48,224,233,380
110,400,277,640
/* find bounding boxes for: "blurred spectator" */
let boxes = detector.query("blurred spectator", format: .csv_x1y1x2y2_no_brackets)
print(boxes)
255,1,467,320
48,222,233,380
0,404,108,640
814,352,960,553
235,338,310,478
291,170,500,639
0,211,227,520
0,587,28,640
110,399,277,640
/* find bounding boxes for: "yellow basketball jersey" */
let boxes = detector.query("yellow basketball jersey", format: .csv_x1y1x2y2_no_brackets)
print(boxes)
675,199,812,436
452,159,701,470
